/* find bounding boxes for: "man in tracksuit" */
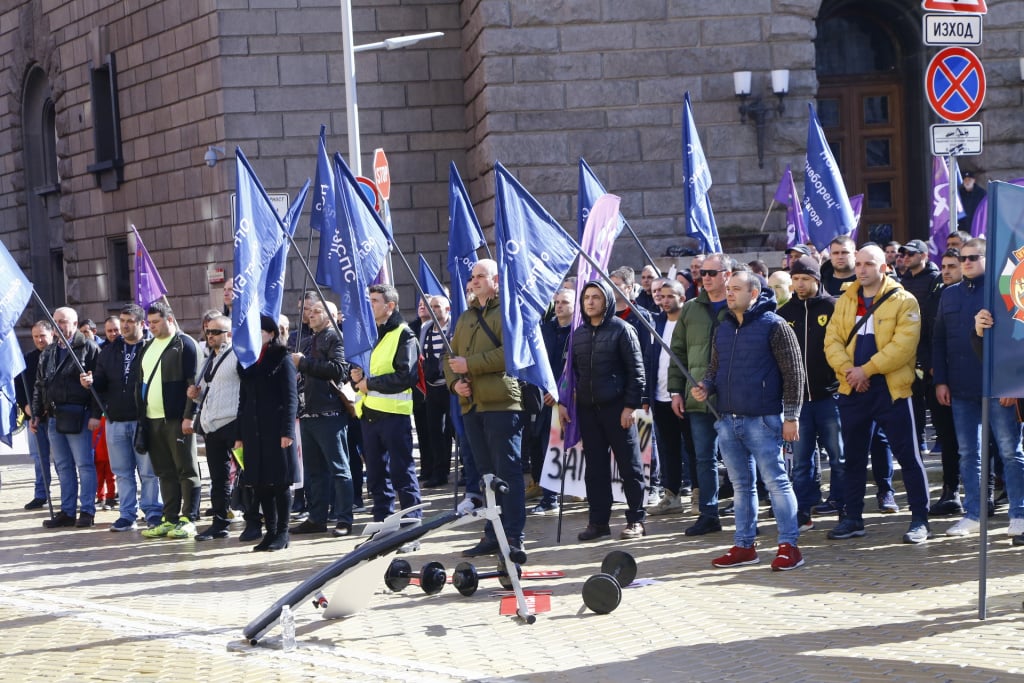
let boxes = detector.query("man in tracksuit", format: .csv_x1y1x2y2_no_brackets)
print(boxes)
692,269,806,571
560,278,647,541
824,245,932,544
777,255,845,528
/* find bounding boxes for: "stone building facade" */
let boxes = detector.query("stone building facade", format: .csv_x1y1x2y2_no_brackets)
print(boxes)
0,0,1021,336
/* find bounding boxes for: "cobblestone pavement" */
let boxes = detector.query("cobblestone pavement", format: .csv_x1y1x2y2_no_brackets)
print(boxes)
2,439,1024,682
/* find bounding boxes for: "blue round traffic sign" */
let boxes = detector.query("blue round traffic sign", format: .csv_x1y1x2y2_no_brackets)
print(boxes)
926,46,986,123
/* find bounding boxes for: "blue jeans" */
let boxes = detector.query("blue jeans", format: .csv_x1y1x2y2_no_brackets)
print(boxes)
462,409,526,545
952,397,1024,522
715,414,799,547
362,412,421,522
106,420,162,524
48,421,97,517
299,415,353,526
28,421,51,500
791,397,845,513
690,411,720,518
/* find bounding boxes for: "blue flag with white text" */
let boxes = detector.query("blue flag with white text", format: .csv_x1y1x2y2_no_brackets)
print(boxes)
681,93,721,254
335,153,390,285
494,162,579,400
578,157,627,242
311,128,339,289
261,180,309,319
0,240,30,445
232,148,286,368
803,103,855,250
447,162,487,325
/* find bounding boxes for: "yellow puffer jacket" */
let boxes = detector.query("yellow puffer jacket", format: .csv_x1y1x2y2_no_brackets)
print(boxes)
824,276,921,400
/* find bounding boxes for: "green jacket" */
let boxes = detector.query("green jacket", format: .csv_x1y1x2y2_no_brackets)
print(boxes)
444,296,522,414
667,290,726,413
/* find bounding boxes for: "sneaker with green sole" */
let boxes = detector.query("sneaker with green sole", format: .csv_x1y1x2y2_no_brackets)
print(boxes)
167,518,197,539
141,520,175,538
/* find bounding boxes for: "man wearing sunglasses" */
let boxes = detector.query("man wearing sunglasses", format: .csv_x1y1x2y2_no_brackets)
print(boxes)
934,239,1024,539
669,253,733,536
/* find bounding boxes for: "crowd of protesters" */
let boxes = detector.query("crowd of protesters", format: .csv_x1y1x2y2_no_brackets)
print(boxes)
14,232,1024,570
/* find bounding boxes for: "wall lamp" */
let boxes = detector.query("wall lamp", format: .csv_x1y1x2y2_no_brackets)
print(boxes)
204,145,226,167
733,70,789,168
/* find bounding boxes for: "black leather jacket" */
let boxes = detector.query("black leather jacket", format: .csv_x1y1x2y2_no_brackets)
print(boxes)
297,326,350,416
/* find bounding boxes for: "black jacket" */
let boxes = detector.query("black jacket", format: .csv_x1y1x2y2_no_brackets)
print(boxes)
16,347,43,411
32,331,101,417
297,326,350,416
569,279,646,409
777,289,839,401
91,337,145,421
237,343,298,486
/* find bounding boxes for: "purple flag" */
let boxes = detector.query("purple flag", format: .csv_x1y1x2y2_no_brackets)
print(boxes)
970,178,1024,239
561,193,622,449
927,156,958,265
132,225,168,310
494,162,579,401
848,194,863,240
774,164,808,248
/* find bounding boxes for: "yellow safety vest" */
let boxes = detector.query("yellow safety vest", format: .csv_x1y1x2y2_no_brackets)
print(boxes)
356,324,413,417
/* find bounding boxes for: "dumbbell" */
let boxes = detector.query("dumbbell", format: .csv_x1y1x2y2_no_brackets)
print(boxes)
384,559,447,595
451,561,524,596
582,550,638,614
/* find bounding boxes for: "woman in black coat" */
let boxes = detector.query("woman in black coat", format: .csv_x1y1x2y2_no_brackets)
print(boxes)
235,315,298,551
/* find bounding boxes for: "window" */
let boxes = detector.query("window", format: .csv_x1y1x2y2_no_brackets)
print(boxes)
109,238,131,304
87,52,123,190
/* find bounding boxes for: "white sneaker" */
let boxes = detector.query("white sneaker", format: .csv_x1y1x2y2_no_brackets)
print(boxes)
456,495,483,516
946,517,981,537
1007,518,1024,537
649,492,685,516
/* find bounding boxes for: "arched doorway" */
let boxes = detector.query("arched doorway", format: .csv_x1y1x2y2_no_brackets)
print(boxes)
816,1,927,245
21,65,66,311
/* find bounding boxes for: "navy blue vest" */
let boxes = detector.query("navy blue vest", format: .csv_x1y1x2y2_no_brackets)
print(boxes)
714,310,784,416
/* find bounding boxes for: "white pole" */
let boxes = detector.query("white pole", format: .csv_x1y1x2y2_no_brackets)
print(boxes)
948,153,957,237
340,0,361,177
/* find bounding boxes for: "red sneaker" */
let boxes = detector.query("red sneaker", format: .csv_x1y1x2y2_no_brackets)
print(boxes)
770,543,805,571
711,545,759,568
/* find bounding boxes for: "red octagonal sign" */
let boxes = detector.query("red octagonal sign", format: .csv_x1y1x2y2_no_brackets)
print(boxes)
925,46,986,123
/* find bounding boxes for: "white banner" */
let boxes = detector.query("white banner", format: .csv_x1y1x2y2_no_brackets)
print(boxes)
540,409,655,505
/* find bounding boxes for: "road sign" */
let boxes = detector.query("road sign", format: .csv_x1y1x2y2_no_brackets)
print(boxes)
372,148,391,202
355,176,381,212
230,192,289,232
922,0,987,13
925,46,986,123
930,122,983,156
923,13,982,46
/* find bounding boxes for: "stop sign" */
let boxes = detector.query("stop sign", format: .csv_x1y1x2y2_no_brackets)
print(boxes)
373,148,391,202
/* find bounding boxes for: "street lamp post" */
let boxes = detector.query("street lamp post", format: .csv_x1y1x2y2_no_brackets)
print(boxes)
339,1,443,176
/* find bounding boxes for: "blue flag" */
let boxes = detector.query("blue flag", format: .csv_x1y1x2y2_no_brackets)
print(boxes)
982,181,1024,398
325,154,390,371
232,148,286,368
578,158,627,242
681,92,721,254
494,162,579,400
418,254,446,299
261,180,309,320
0,240,30,445
803,103,855,250
312,128,339,289
447,162,487,325
334,153,390,285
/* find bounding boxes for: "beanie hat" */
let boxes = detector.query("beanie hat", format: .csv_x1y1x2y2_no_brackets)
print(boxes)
789,255,821,280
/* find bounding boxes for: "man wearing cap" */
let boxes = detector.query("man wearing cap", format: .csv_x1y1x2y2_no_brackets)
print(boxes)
896,238,941,452
958,171,986,233
778,256,844,527
785,244,812,272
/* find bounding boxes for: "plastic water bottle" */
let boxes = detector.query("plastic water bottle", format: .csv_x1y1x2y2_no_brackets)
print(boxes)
280,605,296,651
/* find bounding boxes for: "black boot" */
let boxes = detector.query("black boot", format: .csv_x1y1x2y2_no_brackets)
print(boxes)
267,488,292,552
252,489,277,551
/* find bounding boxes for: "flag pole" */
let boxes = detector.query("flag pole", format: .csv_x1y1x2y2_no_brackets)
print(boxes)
757,199,777,233
573,247,719,420
29,289,107,414
622,218,660,273
294,227,315,351
978,401,989,620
